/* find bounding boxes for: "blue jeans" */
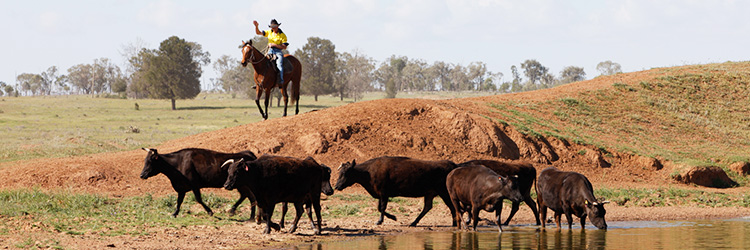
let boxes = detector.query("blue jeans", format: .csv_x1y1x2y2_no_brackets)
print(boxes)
268,48,284,83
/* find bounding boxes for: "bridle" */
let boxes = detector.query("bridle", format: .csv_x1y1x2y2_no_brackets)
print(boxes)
244,44,267,65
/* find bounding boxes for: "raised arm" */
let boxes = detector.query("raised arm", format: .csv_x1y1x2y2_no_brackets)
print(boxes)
253,20,263,36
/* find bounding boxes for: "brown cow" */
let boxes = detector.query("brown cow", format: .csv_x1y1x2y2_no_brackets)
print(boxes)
460,159,541,225
446,164,524,231
223,155,333,234
536,167,608,230
334,156,458,227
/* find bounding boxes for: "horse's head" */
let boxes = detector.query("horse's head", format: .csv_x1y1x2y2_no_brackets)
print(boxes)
239,40,253,67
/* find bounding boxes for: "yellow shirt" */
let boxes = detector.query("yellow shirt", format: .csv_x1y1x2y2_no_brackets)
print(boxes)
263,30,288,45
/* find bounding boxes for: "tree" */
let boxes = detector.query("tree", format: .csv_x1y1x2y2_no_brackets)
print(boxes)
92,58,124,95
336,50,375,101
449,64,469,91
67,59,123,96
295,37,336,101
375,55,407,97
428,61,452,91
213,54,254,97
133,36,210,110
467,62,488,91
509,65,523,92
596,60,622,76
520,59,549,87
402,59,430,91
17,73,42,96
67,64,94,94
40,66,66,95
559,66,586,84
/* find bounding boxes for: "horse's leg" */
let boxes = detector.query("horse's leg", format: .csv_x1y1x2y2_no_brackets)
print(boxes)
263,88,271,120
280,83,289,117
254,85,265,119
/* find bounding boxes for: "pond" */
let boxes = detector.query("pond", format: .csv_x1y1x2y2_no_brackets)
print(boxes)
288,218,750,250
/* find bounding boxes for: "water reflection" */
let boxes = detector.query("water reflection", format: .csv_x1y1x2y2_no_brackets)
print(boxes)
290,219,750,250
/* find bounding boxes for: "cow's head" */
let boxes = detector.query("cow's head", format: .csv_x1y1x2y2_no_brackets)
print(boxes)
499,175,524,203
334,159,357,191
585,200,609,230
140,148,162,179
222,158,246,190
320,164,335,196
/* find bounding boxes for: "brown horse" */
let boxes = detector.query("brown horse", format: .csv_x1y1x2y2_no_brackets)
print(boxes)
240,40,302,119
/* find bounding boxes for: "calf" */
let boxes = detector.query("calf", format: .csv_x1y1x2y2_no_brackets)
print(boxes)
334,156,458,227
223,155,333,235
140,148,257,217
460,159,541,225
536,167,608,230
446,164,524,231
278,164,334,229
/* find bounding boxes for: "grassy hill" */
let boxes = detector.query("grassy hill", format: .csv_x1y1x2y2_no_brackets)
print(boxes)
476,62,750,171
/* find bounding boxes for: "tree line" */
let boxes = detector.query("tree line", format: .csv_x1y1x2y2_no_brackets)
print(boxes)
4,35,624,109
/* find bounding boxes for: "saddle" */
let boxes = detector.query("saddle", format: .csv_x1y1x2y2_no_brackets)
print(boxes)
266,54,294,74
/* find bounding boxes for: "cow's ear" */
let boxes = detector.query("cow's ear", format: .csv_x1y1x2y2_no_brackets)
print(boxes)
585,200,589,205
351,159,357,166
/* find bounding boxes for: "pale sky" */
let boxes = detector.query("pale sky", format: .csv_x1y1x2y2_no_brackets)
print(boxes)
2,0,749,89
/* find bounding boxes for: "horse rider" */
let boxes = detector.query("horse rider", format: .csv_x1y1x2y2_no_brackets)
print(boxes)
253,19,288,87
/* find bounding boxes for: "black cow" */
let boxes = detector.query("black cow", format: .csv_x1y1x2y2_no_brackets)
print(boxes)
139,148,257,217
536,167,608,230
460,159,541,225
446,164,524,231
334,156,458,227
223,155,333,235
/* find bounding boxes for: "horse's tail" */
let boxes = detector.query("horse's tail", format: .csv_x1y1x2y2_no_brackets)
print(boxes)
288,56,302,105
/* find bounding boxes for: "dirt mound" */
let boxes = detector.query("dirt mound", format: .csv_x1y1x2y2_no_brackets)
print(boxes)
673,166,738,188
0,96,669,196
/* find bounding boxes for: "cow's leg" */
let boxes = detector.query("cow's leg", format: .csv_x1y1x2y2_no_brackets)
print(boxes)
450,197,464,229
471,206,481,231
439,193,458,227
288,202,304,234
539,204,547,229
495,202,504,232
410,195,434,227
502,201,520,226
229,193,246,216
312,200,323,235
554,211,563,229
229,196,245,216
579,214,587,230
304,202,315,233
523,194,541,225
262,204,281,234
192,189,213,216
565,212,574,229
280,202,288,228
376,198,397,225
464,205,472,226
172,192,186,217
